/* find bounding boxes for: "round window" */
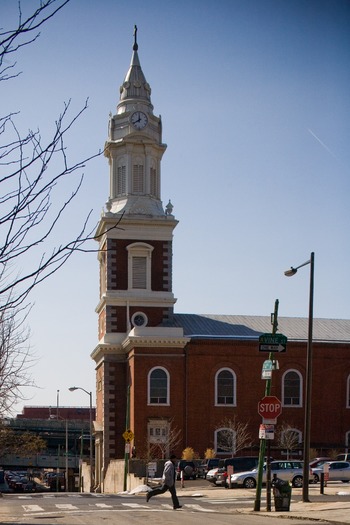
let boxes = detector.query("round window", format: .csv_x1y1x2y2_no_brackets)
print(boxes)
132,312,147,327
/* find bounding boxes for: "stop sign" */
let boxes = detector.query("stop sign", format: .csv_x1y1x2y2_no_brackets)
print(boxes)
258,395,282,420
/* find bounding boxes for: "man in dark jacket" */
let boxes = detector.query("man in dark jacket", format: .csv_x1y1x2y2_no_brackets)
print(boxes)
146,454,182,509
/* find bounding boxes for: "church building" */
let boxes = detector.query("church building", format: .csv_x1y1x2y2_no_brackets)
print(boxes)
91,30,350,491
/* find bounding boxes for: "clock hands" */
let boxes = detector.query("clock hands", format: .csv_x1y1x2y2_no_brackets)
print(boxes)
131,111,148,128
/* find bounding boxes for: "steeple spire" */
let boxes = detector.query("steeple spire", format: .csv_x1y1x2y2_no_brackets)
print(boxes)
117,26,153,113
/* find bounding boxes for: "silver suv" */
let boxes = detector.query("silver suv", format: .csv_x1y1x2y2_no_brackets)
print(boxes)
230,460,307,488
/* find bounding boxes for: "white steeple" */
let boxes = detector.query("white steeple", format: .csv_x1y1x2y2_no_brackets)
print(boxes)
103,26,169,219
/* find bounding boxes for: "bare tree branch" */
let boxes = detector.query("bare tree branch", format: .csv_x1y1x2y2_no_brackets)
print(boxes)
277,422,301,460
0,0,126,412
216,416,253,456
0,302,36,416
0,0,70,81
142,419,182,461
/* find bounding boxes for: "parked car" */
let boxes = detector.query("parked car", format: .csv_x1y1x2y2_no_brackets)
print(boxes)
336,454,350,462
312,461,350,483
309,457,331,468
197,458,222,479
176,460,197,480
215,456,260,487
230,460,309,489
206,467,221,484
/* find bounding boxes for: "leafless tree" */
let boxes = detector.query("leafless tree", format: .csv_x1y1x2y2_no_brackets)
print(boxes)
0,1,113,413
147,419,182,460
0,301,35,416
0,0,105,314
216,416,253,456
277,422,301,460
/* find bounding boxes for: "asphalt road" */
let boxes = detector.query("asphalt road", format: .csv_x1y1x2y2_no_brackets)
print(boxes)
0,493,323,525
0,480,347,525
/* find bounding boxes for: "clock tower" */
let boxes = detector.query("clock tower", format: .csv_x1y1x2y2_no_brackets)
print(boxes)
91,28,187,490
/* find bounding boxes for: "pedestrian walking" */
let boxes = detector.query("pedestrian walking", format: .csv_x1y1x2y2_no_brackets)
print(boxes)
146,454,182,510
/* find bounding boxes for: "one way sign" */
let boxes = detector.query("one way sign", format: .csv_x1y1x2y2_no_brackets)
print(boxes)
259,333,287,353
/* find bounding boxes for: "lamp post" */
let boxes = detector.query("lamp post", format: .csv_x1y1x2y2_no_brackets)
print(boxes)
69,386,93,492
284,251,314,503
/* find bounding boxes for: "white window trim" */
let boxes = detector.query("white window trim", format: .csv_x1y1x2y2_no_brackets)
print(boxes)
131,311,148,327
148,366,170,406
215,367,236,407
127,242,154,291
148,419,169,444
280,427,302,444
214,427,236,455
345,431,350,448
282,368,303,408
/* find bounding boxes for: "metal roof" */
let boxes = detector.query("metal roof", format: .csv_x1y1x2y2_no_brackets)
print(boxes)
170,314,350,343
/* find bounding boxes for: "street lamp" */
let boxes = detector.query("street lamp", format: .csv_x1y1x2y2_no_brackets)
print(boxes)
284,251,314,503
69,386,93,492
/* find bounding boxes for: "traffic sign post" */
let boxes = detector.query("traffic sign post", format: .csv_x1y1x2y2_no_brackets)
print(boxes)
259,333,287,352
258,395,282,423
254,300,281,513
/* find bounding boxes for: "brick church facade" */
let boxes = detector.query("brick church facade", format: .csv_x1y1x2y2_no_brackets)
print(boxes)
91,30,350,491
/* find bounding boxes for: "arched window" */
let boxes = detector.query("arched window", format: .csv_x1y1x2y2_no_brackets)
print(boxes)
215,427,236,455
148,367,169,405
215,368,236,406
346,430,350,448
282,369,302,407
279,427,302,459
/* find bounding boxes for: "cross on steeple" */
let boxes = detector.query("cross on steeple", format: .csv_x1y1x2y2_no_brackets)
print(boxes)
133,25,138,51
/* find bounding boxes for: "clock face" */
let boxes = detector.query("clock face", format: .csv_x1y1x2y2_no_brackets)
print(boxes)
131,111,148,130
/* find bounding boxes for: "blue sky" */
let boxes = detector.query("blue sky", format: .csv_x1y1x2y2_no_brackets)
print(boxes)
2,0,349,411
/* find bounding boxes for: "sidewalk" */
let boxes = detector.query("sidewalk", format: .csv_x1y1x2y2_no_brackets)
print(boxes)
175,482,350,524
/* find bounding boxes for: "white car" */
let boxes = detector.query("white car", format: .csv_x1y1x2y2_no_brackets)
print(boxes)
206,467,221,484
312,461,350,483
230,460,307,489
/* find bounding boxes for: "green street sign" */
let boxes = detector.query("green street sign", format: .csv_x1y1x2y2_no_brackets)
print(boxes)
259,333,287,352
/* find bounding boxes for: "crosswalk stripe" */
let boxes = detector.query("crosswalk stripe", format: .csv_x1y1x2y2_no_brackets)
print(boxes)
22,505,44,512
185,504,215,513
95,503,113,508
55,504,79,510
122,502,149,508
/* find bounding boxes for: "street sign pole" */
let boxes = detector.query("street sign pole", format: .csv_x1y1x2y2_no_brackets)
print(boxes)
254,299,279,512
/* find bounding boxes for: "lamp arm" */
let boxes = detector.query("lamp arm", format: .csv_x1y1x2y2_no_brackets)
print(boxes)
294,259,311,271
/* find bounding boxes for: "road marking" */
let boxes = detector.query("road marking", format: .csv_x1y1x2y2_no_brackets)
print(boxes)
95,503,114,508
55,504,79,510
185,504,215,513
122,502,149,508
22,505,44,512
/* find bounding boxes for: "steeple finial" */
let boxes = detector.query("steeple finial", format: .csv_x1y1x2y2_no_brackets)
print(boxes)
133,25,138,51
